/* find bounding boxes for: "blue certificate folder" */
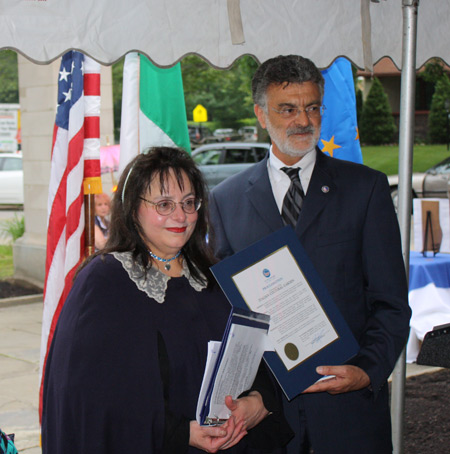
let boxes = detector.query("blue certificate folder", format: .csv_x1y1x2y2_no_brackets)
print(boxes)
210,226,359,401
198,307,270,425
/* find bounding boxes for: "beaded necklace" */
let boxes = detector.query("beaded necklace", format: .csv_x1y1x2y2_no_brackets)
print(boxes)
148,249,181,271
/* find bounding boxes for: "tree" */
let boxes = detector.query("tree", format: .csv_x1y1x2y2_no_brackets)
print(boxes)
359,77,396,145
427,74,450,144
355,88,363,127
112,58,124,141
0,50,19,104
420,58,446,85
180,55,257,127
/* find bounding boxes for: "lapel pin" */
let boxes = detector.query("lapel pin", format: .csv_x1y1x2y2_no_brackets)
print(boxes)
321,185,330,193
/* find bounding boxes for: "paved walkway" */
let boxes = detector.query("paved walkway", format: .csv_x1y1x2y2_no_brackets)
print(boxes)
0,297,441,454
0,299,42,453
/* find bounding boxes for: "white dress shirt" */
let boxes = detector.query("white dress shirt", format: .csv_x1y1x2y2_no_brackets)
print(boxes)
267,146,317,213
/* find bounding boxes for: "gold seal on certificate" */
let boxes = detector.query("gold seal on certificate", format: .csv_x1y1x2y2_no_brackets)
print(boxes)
284,343,299,361
232,246,339,371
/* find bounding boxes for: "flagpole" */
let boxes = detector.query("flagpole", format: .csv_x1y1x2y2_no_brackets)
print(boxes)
82,56,103,257
84,192,96,257
391,1,419,453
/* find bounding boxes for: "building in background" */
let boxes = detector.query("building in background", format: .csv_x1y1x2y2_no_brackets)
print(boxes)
357,57,450,142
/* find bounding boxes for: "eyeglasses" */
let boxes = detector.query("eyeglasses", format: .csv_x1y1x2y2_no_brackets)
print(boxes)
271,104,326,120
139,196,202,216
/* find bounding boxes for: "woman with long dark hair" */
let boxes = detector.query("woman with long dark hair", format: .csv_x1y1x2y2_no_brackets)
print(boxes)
42,147,291,454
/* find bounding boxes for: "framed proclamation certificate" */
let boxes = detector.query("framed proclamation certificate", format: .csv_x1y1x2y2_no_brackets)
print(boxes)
211,226,359,400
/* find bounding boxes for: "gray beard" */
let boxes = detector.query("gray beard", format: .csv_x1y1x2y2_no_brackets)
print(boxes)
266,122,320,158
278,139,318,158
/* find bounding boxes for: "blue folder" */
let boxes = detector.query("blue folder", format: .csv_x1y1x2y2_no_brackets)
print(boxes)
211,226,359,401
198,307,270,425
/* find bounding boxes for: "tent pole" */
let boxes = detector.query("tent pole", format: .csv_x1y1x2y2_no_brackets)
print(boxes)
391,1,419,453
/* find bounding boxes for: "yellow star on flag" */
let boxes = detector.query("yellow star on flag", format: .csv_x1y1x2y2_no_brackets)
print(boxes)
355,127,360,141
321,136,342,157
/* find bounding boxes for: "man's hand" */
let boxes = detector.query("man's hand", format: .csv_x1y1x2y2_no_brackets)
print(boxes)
302,365,370,395
189,417,247,453
225,391,269,430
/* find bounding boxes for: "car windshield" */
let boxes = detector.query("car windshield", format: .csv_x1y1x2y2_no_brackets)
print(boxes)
193,149,221,165
213,129,234,137
430,158,450,174
0,157,22,171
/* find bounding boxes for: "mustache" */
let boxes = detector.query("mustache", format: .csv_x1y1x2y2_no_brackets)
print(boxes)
286,125,315,136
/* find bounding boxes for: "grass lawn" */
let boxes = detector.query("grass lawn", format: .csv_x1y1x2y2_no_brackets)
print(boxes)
361,144,450,176
0,245,14,279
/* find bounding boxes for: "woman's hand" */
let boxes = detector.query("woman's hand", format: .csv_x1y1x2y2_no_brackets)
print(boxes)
189,417,247,453
225,391,269,430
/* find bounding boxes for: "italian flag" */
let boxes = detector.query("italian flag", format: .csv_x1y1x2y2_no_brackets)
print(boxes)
119,52,190,174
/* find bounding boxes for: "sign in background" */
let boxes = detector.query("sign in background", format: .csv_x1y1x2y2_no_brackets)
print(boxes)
193,104,208,123
0,104,20,152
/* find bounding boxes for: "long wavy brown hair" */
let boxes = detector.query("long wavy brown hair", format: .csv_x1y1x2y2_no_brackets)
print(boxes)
79,146,218,288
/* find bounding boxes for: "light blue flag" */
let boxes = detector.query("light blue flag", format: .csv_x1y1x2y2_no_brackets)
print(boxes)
320,58,362,164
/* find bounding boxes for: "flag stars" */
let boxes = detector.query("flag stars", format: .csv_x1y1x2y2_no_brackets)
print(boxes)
62,87,73,102
321,135,342,157
59,67,70,82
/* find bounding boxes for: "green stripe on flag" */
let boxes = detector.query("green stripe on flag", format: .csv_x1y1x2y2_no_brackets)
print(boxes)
139,56,191,152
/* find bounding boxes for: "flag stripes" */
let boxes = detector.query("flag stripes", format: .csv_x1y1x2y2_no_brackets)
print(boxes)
39,51,101,418
82,58,102,193
84,116,100,138
119,52,190,175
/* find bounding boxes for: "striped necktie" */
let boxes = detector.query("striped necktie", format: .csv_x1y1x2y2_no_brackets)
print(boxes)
281,167,305,227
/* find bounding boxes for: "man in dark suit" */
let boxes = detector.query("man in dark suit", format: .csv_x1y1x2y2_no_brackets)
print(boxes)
209,55,411,454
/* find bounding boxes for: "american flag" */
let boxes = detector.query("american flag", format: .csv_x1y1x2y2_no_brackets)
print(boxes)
39,51,101,417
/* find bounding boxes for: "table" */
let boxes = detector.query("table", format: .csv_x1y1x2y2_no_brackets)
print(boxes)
407,251,450,362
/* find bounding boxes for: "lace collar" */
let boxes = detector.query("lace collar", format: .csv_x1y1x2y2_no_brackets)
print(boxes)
111,251,207,304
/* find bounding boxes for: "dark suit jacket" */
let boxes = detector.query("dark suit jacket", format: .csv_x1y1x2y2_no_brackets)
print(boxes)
209,149,411,453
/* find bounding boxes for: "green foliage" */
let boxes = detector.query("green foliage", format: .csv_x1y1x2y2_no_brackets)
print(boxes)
0,214,25,244
235,118,257,128
427,75,450,144
0,50,19,104
187,118,257,132
355,89,363,126
0,245,13,279
419,58,446,85
112,58,124,142
359,77,396,145
181,55,257,127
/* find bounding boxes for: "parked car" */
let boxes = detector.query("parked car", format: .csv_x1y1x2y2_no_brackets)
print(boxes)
388,156,450,208
212,128,242,142
0,153,23,204
238,126,258,142
188,125,212,145
192,142,270,188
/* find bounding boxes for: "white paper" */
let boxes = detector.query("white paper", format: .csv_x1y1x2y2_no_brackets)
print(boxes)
232,246,338,370
196,322,268,425
196,341,221,422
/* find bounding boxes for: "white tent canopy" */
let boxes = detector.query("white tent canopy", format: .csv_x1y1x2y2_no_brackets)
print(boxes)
0,0,448,70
